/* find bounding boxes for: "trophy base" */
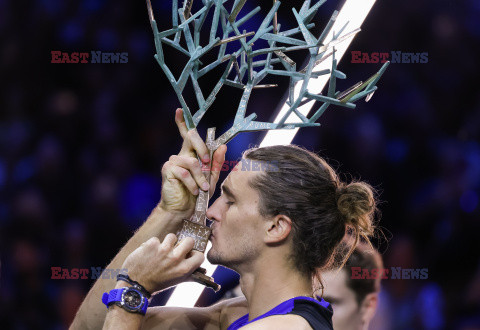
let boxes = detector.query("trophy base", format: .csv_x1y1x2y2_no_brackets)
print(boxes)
192,267,221,292
176,219,212,252
177,219,221,292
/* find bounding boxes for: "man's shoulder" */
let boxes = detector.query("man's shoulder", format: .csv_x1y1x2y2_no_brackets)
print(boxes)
218,296,249,328
239,314,312,330
218,296,248,309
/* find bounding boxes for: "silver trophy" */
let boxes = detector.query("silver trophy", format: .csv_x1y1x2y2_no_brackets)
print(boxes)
145,0,389,291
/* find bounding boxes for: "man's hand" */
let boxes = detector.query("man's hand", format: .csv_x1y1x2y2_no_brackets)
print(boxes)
122,234,204,293
71,109,227,330
158,108,227,217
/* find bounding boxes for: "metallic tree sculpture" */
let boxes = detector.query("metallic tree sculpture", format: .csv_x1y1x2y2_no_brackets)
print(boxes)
145,0,389,291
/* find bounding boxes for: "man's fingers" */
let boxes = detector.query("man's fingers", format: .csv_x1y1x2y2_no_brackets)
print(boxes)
169,155,209,192
143,237,160,248
184,251,205,271
162,233,178,250
173,239,204,275
173,237,196,259
210,144,227,193
169,165,200,195
175,109,210,166
175,108,189,139
212,144,227,172
184,129,210,163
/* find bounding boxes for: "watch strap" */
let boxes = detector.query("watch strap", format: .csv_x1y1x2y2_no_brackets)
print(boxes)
117,273,152,298
102,287,148,315
102,288,124,306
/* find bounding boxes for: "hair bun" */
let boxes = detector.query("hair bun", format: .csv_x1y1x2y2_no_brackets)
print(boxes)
336,182,376,237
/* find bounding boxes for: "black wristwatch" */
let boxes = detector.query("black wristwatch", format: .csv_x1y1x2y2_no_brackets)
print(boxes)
102,287,149,315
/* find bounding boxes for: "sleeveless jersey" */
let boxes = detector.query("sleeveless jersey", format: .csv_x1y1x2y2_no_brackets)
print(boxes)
227,296,333,330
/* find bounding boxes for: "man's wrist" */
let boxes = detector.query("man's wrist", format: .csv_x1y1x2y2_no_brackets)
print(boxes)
103,302,143,330
142,204,187,238
155,203,191,220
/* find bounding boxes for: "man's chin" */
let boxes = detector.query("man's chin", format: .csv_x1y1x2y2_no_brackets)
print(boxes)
206,250,221,265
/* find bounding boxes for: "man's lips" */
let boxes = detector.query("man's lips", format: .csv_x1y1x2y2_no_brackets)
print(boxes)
209,227,217,240
210,223,217,233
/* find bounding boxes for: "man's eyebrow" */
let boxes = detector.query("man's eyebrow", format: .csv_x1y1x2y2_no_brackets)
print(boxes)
221,183,236,199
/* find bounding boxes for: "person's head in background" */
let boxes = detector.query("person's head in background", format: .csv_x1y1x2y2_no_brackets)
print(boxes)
320,241,383,330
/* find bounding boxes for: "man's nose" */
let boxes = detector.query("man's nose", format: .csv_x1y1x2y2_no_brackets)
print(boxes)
206,198,221,222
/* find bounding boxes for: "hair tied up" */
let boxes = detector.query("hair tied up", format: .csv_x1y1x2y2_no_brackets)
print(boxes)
336,182,376,237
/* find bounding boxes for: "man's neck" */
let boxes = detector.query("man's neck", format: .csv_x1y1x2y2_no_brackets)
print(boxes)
237,255,313,321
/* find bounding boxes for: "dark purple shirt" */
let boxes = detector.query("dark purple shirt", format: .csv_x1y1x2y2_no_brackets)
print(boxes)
227,296,333,330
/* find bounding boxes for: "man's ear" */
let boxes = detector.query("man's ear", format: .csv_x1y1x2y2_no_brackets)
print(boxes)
264,214,292,244
360,292,378,327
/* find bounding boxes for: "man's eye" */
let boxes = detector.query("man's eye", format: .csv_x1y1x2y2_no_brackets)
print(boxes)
226,201,234,205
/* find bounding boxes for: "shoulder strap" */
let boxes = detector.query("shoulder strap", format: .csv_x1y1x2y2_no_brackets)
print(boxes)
289,299,334,330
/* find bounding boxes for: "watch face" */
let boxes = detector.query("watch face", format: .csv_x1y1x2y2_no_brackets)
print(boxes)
123,289,143,309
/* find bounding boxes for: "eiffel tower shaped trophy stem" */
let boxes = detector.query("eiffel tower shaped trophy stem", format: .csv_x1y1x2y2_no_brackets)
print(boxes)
176,128,220,292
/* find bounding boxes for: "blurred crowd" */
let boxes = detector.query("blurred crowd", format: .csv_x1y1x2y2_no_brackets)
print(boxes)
0,0,479,329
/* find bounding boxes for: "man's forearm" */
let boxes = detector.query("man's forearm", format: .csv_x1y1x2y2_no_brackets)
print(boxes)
103,305,143,330
71,205,185,330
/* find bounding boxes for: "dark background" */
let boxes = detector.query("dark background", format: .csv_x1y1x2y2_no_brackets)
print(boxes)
1,0,479,329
